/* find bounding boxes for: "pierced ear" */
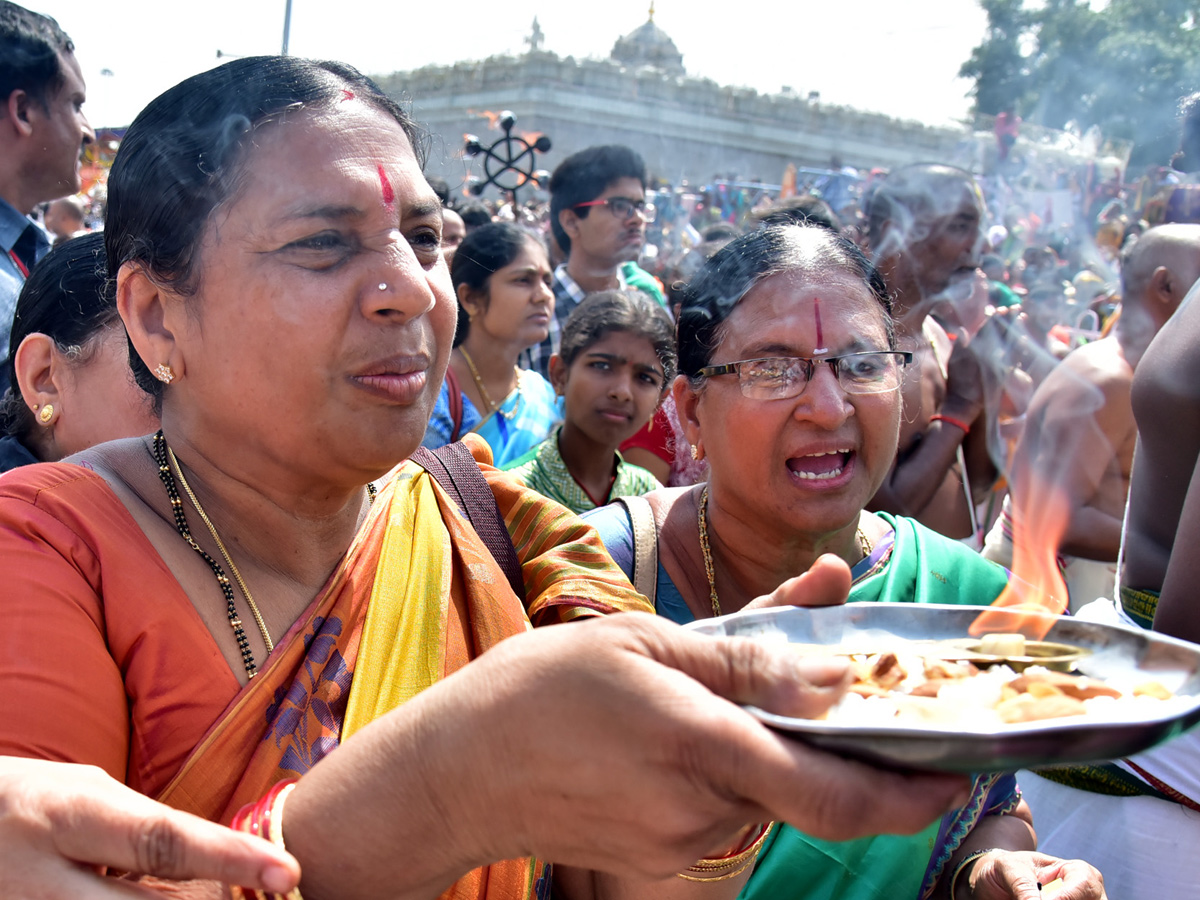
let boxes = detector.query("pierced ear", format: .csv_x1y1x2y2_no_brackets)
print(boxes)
548,353,568,394
118,262,182,381
671,374,703,452
456,282,483,320
12,333,61,412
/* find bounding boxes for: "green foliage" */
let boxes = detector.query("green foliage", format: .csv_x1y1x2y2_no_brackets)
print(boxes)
959,0,1033,116
962,0,1200,165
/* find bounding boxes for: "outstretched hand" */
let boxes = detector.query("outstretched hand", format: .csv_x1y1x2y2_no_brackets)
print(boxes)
0,757,301,898
747,553,853,611
418,614,970,881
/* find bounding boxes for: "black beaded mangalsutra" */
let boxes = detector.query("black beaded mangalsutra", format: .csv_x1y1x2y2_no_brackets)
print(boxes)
152,432,379,680
152,430,259,678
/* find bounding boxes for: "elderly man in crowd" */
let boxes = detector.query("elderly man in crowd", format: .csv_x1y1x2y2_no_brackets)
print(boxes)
864,163,995,541
984,224,1200,610
41,194,88,245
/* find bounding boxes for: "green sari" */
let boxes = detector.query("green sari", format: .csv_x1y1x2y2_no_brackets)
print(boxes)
740,513,1016,900
586,508,1020,900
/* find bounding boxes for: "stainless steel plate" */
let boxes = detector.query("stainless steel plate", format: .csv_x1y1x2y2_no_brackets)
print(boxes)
684,603,1200,772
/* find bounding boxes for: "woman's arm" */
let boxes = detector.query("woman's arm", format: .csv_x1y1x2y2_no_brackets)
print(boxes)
0,477,137,775
934,801,1106,900
474,435,654,621
283,614,971,900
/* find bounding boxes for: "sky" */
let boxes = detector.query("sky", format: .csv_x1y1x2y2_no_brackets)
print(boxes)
36,0,991,130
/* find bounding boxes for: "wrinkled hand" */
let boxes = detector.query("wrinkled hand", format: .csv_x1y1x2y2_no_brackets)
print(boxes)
969,850,1106,900
0,757,300,899
432,613,971,881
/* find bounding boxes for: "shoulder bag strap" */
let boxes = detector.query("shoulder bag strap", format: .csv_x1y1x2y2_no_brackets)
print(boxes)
615,495,658,606
411,443,525,602
444,365,464,443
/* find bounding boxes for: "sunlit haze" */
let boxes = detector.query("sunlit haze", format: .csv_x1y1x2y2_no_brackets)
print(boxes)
38,0,988,129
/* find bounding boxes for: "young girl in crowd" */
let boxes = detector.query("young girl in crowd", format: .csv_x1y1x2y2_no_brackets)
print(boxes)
421,222,560,465
504,290,674,513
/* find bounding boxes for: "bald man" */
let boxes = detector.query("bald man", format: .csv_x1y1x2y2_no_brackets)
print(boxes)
865,164,992,540
41,194,86,244
983,224,1200,610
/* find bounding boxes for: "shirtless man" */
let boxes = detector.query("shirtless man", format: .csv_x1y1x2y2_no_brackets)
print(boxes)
1122,244,1200,638
864,164,991,540
987,224,1200,610
1014,227,1200,900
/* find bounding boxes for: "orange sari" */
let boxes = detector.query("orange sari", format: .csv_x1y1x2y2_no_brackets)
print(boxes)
0,436,650,899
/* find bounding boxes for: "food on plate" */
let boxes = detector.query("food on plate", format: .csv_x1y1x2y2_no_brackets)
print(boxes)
826,648,1177,729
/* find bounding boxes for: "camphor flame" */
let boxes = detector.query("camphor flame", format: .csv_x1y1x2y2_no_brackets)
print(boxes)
970,470,1069,640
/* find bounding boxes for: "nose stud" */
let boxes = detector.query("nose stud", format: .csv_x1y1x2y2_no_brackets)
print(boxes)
378,283,388,291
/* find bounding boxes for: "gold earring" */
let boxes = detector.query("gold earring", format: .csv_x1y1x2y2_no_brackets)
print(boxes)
154,364,175,384
38,404,54,424
690,444,702,461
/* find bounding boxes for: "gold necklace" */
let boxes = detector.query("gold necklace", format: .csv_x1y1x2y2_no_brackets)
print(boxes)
458,347,521,421
697,485,722,617
857,524,874,561
697,486,875,619
167,446,275,654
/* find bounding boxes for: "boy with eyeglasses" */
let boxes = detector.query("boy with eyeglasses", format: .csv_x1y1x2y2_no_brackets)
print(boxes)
523,144,665,378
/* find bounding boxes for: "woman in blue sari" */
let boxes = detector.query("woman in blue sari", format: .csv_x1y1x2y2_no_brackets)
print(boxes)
422,222,560,465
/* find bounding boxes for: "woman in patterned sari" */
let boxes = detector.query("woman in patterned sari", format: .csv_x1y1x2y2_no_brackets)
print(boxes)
0,58,975,900
587,224,1108,900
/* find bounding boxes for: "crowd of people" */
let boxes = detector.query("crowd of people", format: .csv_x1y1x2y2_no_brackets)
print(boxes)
2,1,1200,899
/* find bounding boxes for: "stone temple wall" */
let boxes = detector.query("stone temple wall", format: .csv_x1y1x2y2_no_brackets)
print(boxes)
374,51,972,197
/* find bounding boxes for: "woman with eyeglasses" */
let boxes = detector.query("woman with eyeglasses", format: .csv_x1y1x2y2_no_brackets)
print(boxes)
585,224,1108,900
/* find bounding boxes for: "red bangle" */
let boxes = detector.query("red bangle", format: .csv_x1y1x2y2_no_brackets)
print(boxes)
931,413,971,434
231,779,302,900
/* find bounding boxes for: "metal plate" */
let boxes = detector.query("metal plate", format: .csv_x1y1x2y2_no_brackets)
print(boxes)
684,603,1200,772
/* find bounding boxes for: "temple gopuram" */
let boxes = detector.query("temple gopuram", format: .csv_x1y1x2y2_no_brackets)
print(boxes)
373,9,970,194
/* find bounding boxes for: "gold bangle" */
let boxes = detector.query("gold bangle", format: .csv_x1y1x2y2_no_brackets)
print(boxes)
676,856,758,883
268,783,304,900
676,823,773,882
948,848,999,900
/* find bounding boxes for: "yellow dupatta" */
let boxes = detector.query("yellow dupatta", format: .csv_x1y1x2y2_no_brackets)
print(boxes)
156,436,651,900
345,463,545,898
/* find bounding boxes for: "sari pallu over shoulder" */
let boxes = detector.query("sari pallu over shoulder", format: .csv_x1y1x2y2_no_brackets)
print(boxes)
157,435,651,899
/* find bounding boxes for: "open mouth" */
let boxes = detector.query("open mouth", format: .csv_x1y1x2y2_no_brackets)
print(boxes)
787,449,853,481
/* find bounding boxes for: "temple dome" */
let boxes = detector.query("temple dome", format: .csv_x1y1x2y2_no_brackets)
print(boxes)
610,13,685,75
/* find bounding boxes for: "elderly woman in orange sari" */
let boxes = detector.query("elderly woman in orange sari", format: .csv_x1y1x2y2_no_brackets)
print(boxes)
0,57,970,900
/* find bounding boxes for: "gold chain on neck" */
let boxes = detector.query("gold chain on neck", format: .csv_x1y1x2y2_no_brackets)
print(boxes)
698,486,875,619
168,446,275,654
459,347,521,420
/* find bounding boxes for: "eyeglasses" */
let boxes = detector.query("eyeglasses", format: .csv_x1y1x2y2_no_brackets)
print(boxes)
572,196,657,223
696,351,913,401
